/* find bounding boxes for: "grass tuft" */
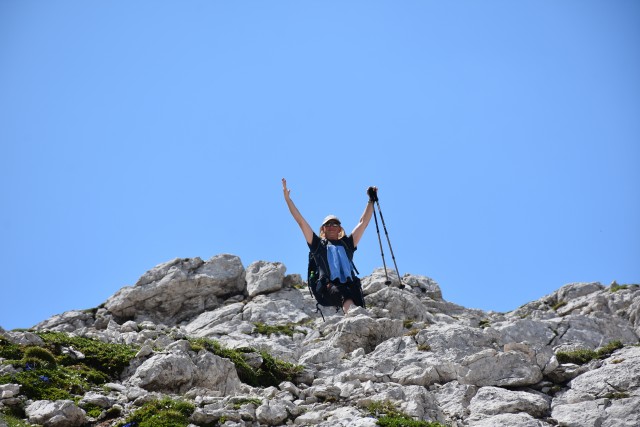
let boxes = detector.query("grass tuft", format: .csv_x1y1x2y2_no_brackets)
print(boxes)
231,397,262,409
556,340,624,365
0,413,32,427
23,346,57,368
116,397,195,427
367,400,447,427
188,337,303,387
0,331,137,401
253,322,303,337
551,301,567,311
0,338,23,360
37,331,138,377
609,282,628,293
478,319,490,329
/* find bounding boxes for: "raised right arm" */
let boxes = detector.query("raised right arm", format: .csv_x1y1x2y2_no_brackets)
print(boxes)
282,178,314,244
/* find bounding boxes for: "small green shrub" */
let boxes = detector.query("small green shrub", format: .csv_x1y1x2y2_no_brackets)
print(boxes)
556,340,624,365
231,397,262,409
117,397,195,427
23,346,57,368
0,331,137,401
0,338,24,360
609,282,628,292
417,344,431,352
188,338,304,387
80,402,104,418
478,319,490,329
556,348,596,364
0,365,88,400
367,400,446,427
0,413,32,427
603,392,629,399
551,301,567,311
378,417,445,427
253,322,298,337
597,340,623,357
403,320,415,329
37,331,138,378
258,350,304,387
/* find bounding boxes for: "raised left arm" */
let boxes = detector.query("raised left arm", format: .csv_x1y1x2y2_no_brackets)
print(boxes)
351,186,377,247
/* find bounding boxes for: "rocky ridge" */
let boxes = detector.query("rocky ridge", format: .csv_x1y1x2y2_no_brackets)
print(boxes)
1,254,639,426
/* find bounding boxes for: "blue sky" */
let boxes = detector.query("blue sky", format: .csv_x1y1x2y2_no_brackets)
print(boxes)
1,1,638,331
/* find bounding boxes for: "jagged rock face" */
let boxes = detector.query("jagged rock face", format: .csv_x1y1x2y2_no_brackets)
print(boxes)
104,255,245,325
3,256,639,427
25,400,87,427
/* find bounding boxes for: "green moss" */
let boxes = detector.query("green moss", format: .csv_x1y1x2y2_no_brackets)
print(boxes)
258,349,304,387
609,282,628,292
556,340,624,365
551,301,567,311
378,417,446,427
417,344,431,352
0,413,32,427
118,397,195,427
0,331,137,401
556,348,597,365
37,331,138,378
252,322,306,337
478,319,490,329
231,397,262,409
603,392,629,399
403,320,415,329
23,346,57,368
0,338,23,360
367,400,446,427
188,338,303,387
0,365,88,400
80,402,104,418
597,340,623,357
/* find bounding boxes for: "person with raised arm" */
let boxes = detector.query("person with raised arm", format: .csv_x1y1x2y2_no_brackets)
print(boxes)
282,178,377,314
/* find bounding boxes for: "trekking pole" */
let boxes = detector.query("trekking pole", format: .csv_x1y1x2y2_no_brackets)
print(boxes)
368,188,391,285
369,187,403,288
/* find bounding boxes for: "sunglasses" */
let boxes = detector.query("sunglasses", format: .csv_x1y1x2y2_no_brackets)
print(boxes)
323,222,340,228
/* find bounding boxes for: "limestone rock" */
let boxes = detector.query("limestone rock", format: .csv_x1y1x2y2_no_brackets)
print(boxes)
9,254,640,427
468,386,550,418
128,348,240,394
246,260,286,297
104,255,245,325
25,400,86,427
328,314,403,354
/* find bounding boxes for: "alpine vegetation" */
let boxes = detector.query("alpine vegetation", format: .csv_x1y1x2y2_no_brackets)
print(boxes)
1,254,639,426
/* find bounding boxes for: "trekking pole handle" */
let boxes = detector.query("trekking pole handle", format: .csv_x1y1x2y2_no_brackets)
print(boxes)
367,186,378,202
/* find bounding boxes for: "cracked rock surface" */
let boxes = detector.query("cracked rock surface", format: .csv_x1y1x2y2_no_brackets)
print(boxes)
1,255,639,426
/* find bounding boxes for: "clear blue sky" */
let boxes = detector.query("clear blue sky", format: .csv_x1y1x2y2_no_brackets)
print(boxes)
1,1,638,331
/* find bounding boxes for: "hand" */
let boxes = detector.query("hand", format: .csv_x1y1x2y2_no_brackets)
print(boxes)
282,178,291,199
367,186,378,202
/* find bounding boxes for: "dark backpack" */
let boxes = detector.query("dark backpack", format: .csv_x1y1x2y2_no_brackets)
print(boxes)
307,252,334,308
306,241,365,320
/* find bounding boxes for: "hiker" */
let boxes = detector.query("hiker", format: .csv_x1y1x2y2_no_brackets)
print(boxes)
282,178,377,314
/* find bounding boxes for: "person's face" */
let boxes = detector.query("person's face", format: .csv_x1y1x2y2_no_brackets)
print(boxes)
323,221,341,239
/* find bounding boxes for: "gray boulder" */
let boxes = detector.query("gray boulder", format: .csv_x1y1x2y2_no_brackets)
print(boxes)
25,400,86,427
128,347,240,394
104,255,245,324
468,386,550,418
246,260,286,297
328,313,403,354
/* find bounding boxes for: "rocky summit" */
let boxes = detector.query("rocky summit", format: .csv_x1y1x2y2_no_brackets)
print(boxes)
1,254,639,427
